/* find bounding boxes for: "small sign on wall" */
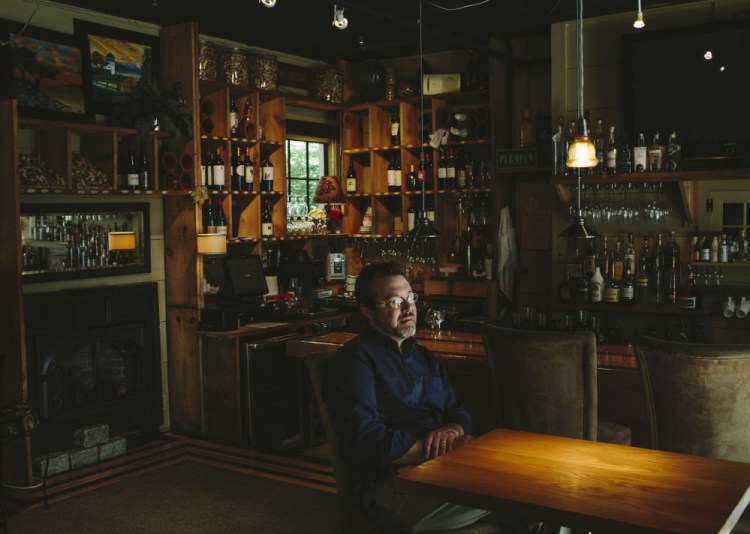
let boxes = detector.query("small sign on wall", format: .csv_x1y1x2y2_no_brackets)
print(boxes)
496,148,537,168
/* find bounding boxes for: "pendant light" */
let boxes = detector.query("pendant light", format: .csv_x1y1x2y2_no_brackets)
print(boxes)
559,0,599,239
633,0,645,29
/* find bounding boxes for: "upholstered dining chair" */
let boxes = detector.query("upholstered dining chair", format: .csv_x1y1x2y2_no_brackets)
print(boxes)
305,350,502,534
480,324,631,446
635,336,750,462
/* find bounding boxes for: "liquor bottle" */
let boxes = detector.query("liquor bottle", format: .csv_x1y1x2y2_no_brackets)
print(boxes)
566,240,584,282
701,234,712,261
624,232,636,274
590,266,604,303
446,149,457,189
666,131,682,171
719,233,729,263
407,199,417,232
664,253,680,305
553,116,565,176
635,255,650,306
520,105,535,147
598,236,610,280
648,133,664,172
211,146,225,191
239,100,254,139
346,159,357,193
406,164,418,191
229,96,239,137
437,149,448,189
603,269,621,304
138,150,150,190
243,147,255,191
585,238,598,280
387,154,399,192
612,241,624,282
214,197,227,235
425,196,435,223
261,199,274,237
650,233,664,306
572,271,589,304
389,107,400,146
558,270,573,303
126,152,139,190
594,119,605,174
620,263,635,306
633,133,647,172
676,264,697,309
605,126,617,175
691,236,701,262
710,235,719,263
617,135,632,174
231,146,244,191
260,153,274,192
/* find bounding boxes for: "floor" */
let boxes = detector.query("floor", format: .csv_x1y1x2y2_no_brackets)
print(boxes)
1,433,336,514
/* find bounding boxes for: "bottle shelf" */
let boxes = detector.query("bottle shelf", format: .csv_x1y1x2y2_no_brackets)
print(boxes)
556,302,713,315
691,261,750,268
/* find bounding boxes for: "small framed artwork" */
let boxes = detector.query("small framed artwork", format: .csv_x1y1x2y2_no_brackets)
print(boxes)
74,20,159,117
0,19,91,122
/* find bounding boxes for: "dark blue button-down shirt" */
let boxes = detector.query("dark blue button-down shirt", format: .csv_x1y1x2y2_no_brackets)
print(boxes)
323,328,473,489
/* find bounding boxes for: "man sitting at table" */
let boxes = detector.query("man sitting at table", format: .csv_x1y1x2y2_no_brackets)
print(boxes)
323,262,548,533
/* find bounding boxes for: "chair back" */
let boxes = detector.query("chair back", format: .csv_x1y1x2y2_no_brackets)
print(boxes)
306,350,357,533
481,324,598,441
636,336,750,463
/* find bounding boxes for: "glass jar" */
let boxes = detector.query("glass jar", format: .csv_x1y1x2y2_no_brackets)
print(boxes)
315,68,343,103
250,54,278,91
198,41,217,81
219,48,249,86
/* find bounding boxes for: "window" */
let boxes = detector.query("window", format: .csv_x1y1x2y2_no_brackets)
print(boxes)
286,139,327,207
707,190,750,239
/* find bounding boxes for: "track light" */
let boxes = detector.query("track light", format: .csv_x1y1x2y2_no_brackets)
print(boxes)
333,5,348,30
633,0,645,28
259,0,276,7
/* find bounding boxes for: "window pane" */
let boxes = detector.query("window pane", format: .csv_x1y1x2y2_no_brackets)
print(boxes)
308,142,324,179
287,140,308,178
723,203,744,226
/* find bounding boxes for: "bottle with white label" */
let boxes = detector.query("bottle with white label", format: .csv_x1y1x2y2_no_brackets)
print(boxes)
648,133,664,172
633,133,647,172
126,152,140,190
590,266,604,303
345,159,357,193
243,147,255,191
605,126,617,175
260,153,274,192
211,146,225,191
261,199,274,237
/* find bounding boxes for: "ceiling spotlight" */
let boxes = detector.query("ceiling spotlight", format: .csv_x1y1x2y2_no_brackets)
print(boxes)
633,0,645,29
704,50,713,60
333,6,348,30
259,0,276,7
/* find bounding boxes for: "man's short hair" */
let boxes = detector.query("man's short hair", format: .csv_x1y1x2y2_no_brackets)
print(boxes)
355,262,406,307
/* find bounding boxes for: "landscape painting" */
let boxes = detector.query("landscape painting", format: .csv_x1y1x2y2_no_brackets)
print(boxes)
75,20,159,116
6,25,88,122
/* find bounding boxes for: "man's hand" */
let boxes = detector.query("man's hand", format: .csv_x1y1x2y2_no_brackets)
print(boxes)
423,424,470,459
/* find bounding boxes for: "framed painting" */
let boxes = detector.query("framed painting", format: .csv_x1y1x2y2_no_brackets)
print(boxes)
0,20,90,122
74,20,160,117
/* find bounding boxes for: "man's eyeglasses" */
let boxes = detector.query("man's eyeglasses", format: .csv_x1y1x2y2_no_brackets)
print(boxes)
374,292,419,309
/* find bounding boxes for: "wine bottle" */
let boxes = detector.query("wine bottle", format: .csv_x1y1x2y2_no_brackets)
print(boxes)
229,96,239,137
346,159,357,193
446,149,457,189
231,146,244,191
261,199,274,237
437,149,447,189
633,133,647,172
406,164,418,191
206,197,218,234
243,147,255,191
215,197,227,235
260,153,274,192
139,150,150,190
456,151,467,188
240,100,254,139
389,107,400,145
594,119,605,174
202,150,213,188
605,126,617,175
678,264,698,309
407,199,417,232
425,196,435,223
212,146,225,191
387,154,398,192
126,152,139,190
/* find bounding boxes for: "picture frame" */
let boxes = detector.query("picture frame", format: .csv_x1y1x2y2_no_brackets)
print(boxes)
0,19,91,123
74,20,160,117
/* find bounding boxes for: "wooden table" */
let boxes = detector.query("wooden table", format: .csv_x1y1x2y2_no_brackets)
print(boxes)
395,428,750,534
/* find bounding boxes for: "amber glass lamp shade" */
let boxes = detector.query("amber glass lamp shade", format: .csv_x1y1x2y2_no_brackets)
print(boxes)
197,233,227,255
108,231,136,251
312,176,345,204
566,135,598,168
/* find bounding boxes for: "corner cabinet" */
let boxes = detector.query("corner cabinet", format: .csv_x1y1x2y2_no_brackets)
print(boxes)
341,91,494,269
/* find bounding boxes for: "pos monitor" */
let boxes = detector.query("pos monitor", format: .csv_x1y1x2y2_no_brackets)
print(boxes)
221,254,268,302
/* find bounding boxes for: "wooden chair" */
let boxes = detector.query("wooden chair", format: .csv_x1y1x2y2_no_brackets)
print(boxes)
305,350,502,534
480,324,632,445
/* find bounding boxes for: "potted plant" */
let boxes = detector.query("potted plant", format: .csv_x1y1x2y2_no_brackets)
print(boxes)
110,78,192,141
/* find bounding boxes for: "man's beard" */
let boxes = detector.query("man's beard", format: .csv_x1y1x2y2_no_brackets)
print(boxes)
375,315,416,340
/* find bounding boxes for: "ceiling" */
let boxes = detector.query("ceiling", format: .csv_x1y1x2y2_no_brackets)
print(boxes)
53,0,686,63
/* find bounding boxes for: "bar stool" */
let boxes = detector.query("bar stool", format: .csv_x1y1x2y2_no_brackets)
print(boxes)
0,404,50,534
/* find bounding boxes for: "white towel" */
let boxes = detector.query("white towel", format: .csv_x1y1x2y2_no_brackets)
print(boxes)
496,206,517,301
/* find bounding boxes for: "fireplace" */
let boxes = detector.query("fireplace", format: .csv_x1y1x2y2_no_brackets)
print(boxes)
24,283,162,454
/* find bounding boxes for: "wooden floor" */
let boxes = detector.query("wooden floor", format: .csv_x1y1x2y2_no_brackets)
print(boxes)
1,433,336,513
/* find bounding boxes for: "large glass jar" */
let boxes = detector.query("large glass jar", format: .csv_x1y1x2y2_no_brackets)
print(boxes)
250,54,278,91
219,48,249,86
198,41,217,81
315,68,344,103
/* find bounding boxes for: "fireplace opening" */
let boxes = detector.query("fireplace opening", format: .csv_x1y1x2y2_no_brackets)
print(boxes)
25,283,162,455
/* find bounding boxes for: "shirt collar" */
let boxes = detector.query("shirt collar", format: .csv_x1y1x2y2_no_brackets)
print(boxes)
364,326,417,355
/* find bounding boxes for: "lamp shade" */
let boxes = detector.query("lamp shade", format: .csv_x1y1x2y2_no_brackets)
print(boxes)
312,176,345,204
108,231,136,251
558,215,599,239
566,135,599,168
197,233,227,255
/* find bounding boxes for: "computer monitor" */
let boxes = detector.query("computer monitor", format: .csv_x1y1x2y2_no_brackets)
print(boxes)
222,254,268,301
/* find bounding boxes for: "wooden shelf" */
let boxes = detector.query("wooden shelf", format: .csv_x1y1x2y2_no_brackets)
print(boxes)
692,261,750,268
556,302,713,315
